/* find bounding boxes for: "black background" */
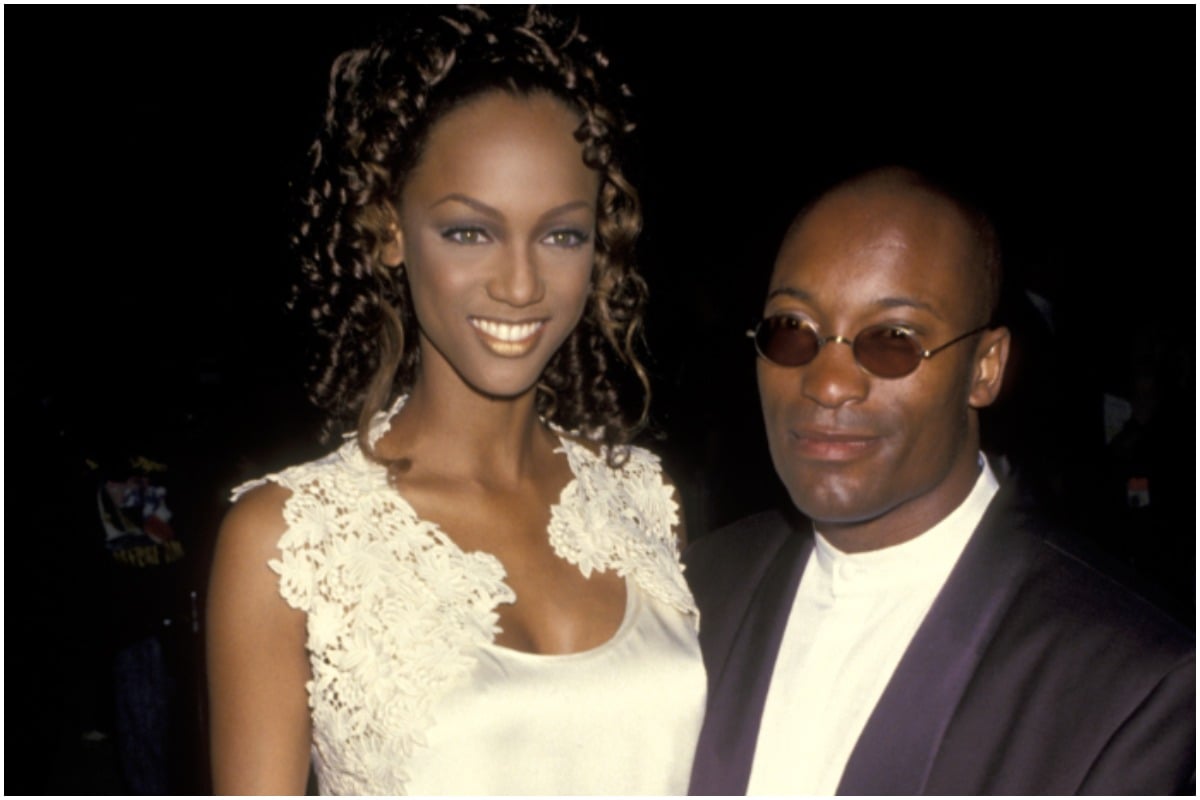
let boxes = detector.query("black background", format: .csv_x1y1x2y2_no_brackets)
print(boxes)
6,7,1195,793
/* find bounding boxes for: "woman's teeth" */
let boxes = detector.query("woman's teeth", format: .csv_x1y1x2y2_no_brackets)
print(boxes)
470,318,543,342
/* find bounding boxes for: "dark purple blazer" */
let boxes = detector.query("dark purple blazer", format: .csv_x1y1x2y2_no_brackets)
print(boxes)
685,481,1195,795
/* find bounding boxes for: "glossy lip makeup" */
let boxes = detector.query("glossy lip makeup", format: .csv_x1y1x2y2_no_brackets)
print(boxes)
469,316,547,357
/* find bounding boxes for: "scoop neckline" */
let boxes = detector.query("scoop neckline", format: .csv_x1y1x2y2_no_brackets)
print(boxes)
366,395,630,659
483,577,638,662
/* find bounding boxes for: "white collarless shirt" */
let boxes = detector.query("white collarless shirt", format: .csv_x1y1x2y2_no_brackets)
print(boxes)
747,459,999,796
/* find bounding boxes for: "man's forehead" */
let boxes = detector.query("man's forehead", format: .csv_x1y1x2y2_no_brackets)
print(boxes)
769,184,981,320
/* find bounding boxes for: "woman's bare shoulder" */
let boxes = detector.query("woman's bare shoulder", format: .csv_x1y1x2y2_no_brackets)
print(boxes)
219,480,294,557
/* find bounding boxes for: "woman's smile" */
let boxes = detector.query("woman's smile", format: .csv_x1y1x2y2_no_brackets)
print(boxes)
469,316,548,356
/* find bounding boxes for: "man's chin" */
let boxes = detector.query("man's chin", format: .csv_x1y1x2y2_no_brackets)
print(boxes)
784,481,880,527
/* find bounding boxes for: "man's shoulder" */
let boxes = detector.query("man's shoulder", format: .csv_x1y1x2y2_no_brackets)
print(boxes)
686,509,797,577
1019,525,1194,658
683,509,805,617
976,491,1193,674
930,505,1195,794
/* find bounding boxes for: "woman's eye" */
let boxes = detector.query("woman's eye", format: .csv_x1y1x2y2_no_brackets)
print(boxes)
442,227,491,245
542,228,590,248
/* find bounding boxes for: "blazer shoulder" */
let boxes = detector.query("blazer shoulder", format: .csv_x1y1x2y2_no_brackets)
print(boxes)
684,509,799,616
979,480,1191,661
936,517,1195,794
1025,531,1195,661
686,509,795,574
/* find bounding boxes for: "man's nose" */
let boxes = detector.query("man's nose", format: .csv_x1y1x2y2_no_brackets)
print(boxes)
799,338,869,408
487,245,544,307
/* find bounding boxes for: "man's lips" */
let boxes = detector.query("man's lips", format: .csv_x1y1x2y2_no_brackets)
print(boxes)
787,428,882,460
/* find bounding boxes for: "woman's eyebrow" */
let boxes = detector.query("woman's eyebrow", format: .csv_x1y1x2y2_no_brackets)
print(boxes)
429,193,502,217
429,194,594,222
537,200,594,222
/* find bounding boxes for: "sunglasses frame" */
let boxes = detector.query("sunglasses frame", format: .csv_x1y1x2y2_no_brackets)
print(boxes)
746,315,989,378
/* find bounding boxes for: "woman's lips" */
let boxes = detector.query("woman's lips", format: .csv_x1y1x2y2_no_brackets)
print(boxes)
788,428,881,461
469,316,546,357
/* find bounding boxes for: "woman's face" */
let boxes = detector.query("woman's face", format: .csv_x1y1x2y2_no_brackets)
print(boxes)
393,91,599,400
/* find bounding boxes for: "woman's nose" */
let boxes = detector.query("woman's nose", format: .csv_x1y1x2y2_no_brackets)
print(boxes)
488,246,544,307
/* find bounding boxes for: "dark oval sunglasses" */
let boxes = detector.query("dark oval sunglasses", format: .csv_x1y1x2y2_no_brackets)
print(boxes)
747,314,988,379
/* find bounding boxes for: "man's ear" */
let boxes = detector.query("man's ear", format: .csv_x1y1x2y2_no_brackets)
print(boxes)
968,326,1010,409
380,223,405,268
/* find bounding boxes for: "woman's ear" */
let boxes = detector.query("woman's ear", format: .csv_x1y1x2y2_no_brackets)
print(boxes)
380,222,405,268
968,326,1011,409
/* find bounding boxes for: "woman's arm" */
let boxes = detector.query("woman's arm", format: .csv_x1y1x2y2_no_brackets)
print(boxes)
207,483,312,794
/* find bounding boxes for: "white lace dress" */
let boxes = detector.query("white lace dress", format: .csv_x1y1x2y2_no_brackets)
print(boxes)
231,402,705,795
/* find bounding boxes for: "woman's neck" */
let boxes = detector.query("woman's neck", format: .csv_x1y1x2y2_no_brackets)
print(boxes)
377,375,552,487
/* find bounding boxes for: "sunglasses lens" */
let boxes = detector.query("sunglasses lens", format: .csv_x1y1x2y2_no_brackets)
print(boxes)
854,326,923,377
756,316,820,367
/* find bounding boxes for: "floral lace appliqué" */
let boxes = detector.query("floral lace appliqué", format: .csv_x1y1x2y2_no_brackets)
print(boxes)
550,438,696,623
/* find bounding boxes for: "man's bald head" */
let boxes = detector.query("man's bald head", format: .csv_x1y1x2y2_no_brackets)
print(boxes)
784,167,1002,327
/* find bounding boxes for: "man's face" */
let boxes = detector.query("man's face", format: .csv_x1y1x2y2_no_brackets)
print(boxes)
757,184,1008,545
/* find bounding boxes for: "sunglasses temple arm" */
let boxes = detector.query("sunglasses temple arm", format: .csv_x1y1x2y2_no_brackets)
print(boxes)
923,325,990,357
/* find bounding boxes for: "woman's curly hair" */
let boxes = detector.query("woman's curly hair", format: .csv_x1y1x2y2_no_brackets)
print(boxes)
290,5,650,463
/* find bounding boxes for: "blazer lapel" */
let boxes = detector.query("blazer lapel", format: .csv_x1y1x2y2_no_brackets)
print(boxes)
690,526,813,795
838,482,1039,795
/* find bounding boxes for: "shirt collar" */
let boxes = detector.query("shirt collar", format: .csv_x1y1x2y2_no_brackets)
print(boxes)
811,456,1000,596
